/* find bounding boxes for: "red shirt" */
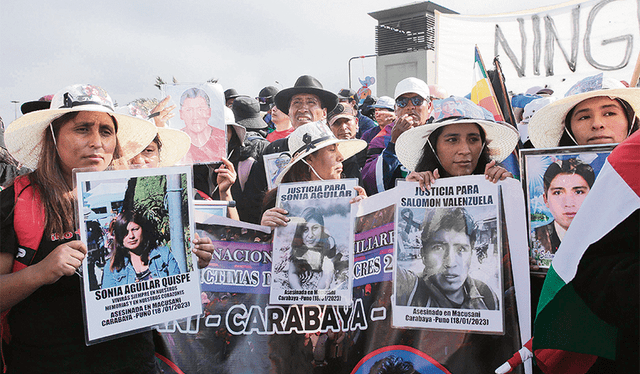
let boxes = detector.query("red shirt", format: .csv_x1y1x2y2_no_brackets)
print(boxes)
266,127,294,142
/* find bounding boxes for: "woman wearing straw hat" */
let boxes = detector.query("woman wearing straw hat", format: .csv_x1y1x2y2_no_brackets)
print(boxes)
395,97,520,190
260,121,367,227
528,73,640,148
0,84,212,373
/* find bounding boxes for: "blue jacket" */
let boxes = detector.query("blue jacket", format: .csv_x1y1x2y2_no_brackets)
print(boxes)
102,246,180,288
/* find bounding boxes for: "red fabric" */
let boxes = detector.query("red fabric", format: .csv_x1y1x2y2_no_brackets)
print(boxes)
12,176,45,272
534,348,597,374
607,130,640,197
266,127,294,142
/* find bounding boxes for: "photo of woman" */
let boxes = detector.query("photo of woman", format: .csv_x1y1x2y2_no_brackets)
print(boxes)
102,210,181,288
289,207,338,290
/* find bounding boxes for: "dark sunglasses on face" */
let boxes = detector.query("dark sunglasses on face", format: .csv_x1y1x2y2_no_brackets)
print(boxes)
396,96,427,108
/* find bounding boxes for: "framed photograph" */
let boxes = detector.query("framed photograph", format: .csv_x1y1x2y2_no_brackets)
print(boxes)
520,145,615,270
162,83,227,164
270,179,357,306
76,166,203,344
263,152,292,190
392,177,504,334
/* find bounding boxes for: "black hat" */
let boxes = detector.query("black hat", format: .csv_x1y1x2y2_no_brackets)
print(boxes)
337,88,356,100
274,75,338,115
20,94,53,114
258,86,279,112
224,88,240,101
232,96,268,130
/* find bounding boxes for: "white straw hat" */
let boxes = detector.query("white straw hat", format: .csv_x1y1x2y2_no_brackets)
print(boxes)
117,101,190,167
396,96,519,172
528,73,640,148
6,84,158,169
274,121,366,185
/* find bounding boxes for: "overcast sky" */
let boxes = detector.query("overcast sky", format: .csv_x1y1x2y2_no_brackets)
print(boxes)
0,0,570,123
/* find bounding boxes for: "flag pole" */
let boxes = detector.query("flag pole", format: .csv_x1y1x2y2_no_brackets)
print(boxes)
630,49,640,87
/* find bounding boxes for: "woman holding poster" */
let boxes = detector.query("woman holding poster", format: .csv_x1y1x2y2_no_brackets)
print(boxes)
260,121,367,227
394,97,519,189
0,84,213,373
102,210,181,288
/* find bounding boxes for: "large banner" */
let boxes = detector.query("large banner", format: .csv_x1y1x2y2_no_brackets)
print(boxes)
436,0,640,96
155,177,532,374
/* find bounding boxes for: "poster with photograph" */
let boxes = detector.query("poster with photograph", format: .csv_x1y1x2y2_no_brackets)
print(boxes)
76,166,203,344
353,189,396,288
196,214,272,294
162,82,227,164
270,179,357,306
263,152,291,190
392,177,503,334
520,145,614,269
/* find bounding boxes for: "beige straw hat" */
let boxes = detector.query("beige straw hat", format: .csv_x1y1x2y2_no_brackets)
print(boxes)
117,101,190,167
6,84,157,169
396,96,519,172
528,73,640,148
274,121,367,185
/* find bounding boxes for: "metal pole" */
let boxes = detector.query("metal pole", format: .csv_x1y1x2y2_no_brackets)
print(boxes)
11,101,19,120
167,174,187,273
348,55,377,90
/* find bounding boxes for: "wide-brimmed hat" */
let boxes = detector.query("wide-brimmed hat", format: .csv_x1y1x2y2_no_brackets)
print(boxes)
528,73,640,148
258,86,279,112
274,121,366,185
116,101,190,167
224,106,246,146
232,96,268,130
6,84,158,170
274,75,339,115
21,94,53,114
224,88,240,101
396,96,519,172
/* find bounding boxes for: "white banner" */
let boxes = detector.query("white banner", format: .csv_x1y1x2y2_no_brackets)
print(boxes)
436,0,640,96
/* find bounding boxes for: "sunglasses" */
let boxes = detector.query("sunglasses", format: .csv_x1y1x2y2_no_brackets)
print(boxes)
396,96,428,108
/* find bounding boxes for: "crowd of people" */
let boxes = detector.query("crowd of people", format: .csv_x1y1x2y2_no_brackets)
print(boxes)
0,71,638,373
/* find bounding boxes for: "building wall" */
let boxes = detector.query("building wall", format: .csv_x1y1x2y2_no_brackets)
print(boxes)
375,50,435,97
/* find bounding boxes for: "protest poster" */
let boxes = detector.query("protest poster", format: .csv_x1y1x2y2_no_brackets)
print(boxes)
270,179,357,306
162,82,227,164
76,166,202,344
353,189,396,288
436,0,640,96
392,178,504,334
263,151,292,190
149,178,531,374
520,144,614,270
195,214,272,294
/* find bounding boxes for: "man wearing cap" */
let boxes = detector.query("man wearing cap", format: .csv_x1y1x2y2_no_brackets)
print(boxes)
242,75,339,224
258,86,279,132
327,103,366,180
361,96,396,144
361,77,433,195
179,87,226,164
337,88,376,139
